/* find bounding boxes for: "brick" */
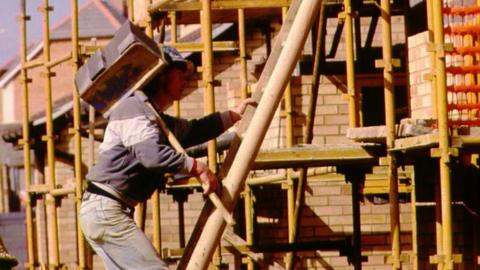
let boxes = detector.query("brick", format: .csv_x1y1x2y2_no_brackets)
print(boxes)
329,215,353,226
371,205,390,214
319,83,338,94
314,186,341,195
361,214,387,224
324,114,349,125
305,196,328,206
328,195,352,205
313,206,343,216
325,135,350,144
324,94,346,105
408,31,431,48
313,125,339,135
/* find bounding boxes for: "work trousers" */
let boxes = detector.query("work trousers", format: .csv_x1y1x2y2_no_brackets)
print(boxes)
80,191,168,270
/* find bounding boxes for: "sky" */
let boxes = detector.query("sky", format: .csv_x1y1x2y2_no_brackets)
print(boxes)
0,0,88,67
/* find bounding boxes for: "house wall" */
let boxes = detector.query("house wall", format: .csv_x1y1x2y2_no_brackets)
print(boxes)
1,82,15,123
11,9,479,270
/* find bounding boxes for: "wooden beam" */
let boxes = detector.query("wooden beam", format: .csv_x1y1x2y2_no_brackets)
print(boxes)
149,0,291,12
222,229,263,262
172,41,238,52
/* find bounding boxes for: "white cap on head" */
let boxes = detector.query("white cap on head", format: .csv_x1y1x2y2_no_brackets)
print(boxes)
160,45,195,75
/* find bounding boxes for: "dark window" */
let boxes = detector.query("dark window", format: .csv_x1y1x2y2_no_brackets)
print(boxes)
361,85,409,126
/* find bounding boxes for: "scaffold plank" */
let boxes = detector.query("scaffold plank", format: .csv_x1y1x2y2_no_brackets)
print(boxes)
252,144,381,170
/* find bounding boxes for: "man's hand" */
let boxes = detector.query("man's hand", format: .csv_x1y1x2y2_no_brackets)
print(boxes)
193,160,218,195
230,97,257,123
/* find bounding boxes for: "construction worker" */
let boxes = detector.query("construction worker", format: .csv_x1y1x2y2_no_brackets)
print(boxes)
79,45,254,269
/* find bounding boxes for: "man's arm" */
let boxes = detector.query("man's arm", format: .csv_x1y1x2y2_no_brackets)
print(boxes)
164,98,256,148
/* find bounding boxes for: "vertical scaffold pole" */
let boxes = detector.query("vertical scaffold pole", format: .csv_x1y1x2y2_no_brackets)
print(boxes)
40,0,61,268
243,184,254,270
426,0,438,119
410,172,418,270
237,8,255,270
281,6,297,270
128,0,135,21
238,9,249,99
179,2,321,269
288,4,325,269
426,2,444,270
1,166,10,214
432,0,454,269
200,0,222,268
169,12,181,116
71,0,86,268
168,10,186,250
344,0,359,128
19,2,36,268
0,164,4,213
380,0,401,268
435,171,444,270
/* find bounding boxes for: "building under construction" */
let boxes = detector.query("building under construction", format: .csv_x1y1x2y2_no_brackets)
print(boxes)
0,0,479,269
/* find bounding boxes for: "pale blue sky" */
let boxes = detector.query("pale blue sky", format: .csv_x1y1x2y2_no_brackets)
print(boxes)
0,0,88,66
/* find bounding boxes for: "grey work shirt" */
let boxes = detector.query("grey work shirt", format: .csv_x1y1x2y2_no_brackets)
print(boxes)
86,91,232,204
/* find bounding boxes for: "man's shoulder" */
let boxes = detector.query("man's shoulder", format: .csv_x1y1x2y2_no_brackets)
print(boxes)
109,94,149,120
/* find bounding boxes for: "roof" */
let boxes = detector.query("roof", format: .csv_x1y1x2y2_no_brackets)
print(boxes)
50,0,125,40
0,0,125,86
0,43,44,88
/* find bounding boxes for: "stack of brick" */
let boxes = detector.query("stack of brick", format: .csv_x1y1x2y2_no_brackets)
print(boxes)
408,31,435,120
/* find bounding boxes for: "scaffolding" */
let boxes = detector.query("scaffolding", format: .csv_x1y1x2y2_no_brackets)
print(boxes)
3,0,479,269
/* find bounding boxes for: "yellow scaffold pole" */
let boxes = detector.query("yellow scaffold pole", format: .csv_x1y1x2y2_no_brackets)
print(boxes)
40,0,61,268
19,1,36,269
432,0,454,269
71,0,86,268
200,0,223,268
379,0,401,268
